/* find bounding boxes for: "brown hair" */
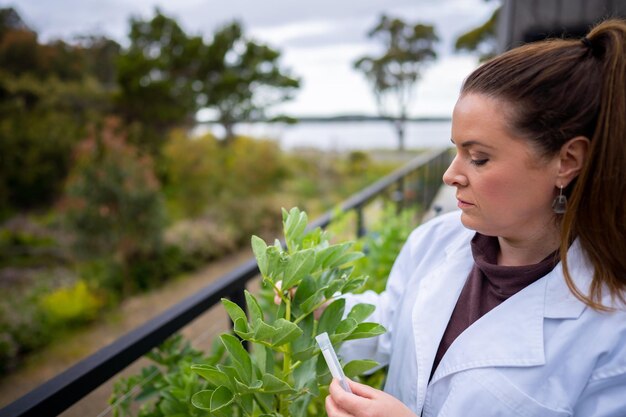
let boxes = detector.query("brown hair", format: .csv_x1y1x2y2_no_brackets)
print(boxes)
461,19,626,310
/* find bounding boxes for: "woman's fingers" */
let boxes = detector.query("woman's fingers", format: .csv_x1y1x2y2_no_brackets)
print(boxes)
326,394,354,417
326,378,417,417
328,379,369,412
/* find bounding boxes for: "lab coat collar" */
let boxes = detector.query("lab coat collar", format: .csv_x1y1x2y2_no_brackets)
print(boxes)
412,233,591,411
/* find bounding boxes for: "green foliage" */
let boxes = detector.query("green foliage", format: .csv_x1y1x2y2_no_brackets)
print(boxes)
63,118,165,259
0,72,108,213
162,132,288,220
115,8,202,133
109,208,387,416
454,7,500,62
353,206,419,294
38,280,103,325
199,20,300,141
162,131,222,218
354,15,439,150
115,9,300,146
62,118,166,295
190,207,385,416
109,334,221,417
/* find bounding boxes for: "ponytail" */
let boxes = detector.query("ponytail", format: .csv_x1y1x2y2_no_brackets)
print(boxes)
561,20,626,310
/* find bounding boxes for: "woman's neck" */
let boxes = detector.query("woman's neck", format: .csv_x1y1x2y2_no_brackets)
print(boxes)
497,225,560,266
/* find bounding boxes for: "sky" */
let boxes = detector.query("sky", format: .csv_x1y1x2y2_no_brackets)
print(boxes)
5,0,499,118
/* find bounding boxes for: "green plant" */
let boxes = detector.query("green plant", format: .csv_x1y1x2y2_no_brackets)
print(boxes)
107,207,392,416
38,280,103,325
188,207,385,416
109,334,223,417
353,205,419,294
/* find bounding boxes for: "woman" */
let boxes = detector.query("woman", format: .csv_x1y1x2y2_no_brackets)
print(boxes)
327,19,626,417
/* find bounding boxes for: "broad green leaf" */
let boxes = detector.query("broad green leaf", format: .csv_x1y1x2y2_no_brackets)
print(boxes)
191,389,214,410
282,249,316,289
191,365,231,388
323,279,345,299
272,318,303,347
222,298,247,325
317,242,352,269
344,322,386,340
253,318,278,341
239,393,255,415
332,318,358,343
220,334,252,383
293,275,317,306
329,251,364,269
251,235,268,277
291,345,316,362
347,303,376,324
343,359,379,378
216,364,239,387
233,317,252,340
262,344,275,374
210,385,234,412
293,357,317,390
317,298,346,335
292,313,314,353
341,276,368,294
245,290,264,325
261,373,296,394
281,207,290,223
266,246,284,282
234,377,263,394
300,289,325,315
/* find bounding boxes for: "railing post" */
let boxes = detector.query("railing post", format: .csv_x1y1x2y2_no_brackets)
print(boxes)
228,286,249,350
355,206,366,238
393,177,405,214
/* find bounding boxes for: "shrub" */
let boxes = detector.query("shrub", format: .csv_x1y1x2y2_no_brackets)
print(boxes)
39,280,102,326
353,205,419,294
62,117,166,295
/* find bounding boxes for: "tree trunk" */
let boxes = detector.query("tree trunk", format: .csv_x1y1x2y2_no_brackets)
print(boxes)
393,118,406,151
222,122,235,146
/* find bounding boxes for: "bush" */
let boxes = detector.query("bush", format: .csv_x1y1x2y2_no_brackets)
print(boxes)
39,280,103,326
62,117,166,295
164,218,238,262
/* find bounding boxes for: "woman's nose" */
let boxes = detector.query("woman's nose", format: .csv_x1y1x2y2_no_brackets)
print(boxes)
442,155,467,187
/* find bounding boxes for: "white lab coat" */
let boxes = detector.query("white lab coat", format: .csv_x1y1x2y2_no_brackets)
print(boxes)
340,211,626,417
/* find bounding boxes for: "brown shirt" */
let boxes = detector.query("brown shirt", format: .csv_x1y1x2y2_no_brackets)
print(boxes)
430,233,559,379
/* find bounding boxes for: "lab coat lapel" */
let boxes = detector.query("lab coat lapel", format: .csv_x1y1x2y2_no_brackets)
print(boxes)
412,235,473,414
430,240,590,384
430,273,547,384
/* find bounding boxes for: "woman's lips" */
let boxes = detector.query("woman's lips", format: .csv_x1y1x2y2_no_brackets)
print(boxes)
457,198,474,208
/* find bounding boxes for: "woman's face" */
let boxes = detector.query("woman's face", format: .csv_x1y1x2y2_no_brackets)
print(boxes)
443,93,560,242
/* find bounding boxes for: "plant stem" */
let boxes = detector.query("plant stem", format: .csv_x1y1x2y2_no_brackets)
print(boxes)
253,393,272,415
280,297,293,416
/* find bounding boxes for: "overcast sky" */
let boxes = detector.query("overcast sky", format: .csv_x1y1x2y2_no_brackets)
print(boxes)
5,0,499,118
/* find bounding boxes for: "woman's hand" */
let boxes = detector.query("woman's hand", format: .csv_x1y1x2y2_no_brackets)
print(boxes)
326,378,417,417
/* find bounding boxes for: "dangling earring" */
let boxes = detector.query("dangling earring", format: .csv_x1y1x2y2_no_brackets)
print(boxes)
552,185,567,214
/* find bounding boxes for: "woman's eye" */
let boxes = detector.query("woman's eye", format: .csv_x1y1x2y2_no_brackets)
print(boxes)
470,158,488,166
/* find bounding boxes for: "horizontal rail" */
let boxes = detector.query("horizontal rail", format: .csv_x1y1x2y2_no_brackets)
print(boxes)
0,147,451,417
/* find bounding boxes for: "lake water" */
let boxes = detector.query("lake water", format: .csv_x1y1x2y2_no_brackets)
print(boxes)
195,120,453,152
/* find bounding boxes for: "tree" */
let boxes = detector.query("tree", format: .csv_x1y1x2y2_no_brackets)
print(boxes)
115,8,204,150
454,6,500,62
354,15,438,151
198,21,300,144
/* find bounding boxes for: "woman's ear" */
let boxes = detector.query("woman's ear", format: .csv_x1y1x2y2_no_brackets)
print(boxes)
557,136,590,186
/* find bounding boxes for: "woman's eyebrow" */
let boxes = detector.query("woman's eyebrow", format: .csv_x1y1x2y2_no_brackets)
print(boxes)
450,138,495,149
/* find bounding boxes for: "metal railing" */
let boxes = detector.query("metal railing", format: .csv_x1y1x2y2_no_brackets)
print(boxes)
0,147,452,417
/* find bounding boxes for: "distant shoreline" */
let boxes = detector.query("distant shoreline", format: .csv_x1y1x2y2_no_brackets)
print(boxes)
197,115,452,124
